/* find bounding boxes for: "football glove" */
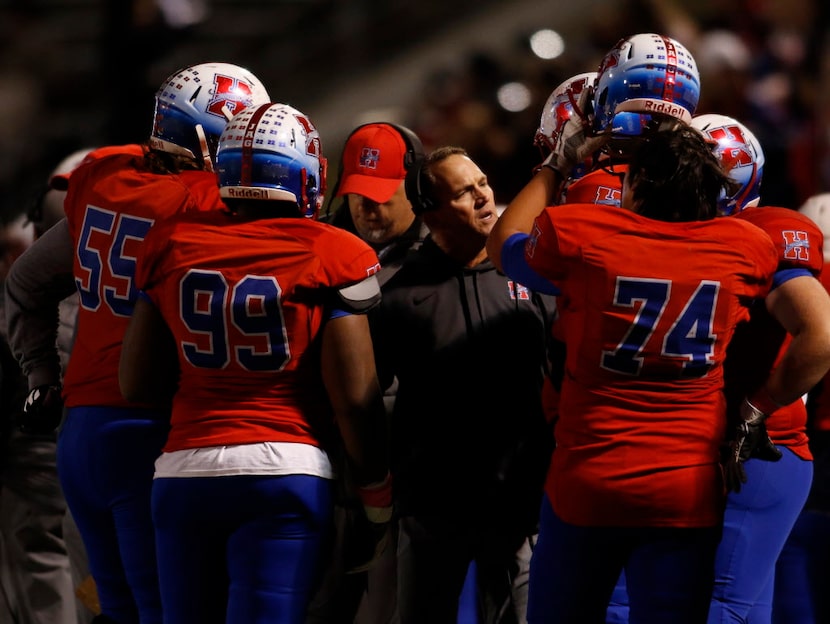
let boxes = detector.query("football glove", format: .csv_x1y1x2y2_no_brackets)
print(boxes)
722,395,783,493
20,384,64,435
345,473,394,574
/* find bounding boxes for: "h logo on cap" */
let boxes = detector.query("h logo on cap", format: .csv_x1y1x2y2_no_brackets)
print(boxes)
359,147,381,170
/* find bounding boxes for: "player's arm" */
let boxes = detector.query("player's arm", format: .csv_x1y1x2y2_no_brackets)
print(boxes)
323,302,394,574
498,231,561,295
119,296,179,403
5,219,76,388
724,273,830,491
486,169,561,294
488,97,609,272
487,167,562,273
762,275,830,406
322,285,388,488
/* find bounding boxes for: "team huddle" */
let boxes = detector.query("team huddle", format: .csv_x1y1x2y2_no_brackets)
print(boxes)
3,31,830,624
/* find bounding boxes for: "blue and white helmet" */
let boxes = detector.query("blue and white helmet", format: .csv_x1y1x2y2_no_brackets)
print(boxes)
593,33,700,135
216,102,326,219
691,113,764,215
150,62,271,170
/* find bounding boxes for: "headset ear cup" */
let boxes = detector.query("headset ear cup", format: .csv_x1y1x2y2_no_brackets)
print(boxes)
405,157,433,215
390,123,432,215
390,123,425,170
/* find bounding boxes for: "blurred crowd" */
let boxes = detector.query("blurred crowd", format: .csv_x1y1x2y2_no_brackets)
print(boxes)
2,0,830,222
403,0,830,208
0,0,829,622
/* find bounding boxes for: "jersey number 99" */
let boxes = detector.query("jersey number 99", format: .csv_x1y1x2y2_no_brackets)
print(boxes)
179,269,290,372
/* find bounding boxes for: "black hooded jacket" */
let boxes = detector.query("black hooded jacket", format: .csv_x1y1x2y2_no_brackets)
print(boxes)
370,235,557,521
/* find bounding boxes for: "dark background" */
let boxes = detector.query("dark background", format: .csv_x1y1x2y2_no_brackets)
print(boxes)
2,0,829,220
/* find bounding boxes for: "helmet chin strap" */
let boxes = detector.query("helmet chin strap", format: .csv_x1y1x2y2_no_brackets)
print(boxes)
195,124,214,173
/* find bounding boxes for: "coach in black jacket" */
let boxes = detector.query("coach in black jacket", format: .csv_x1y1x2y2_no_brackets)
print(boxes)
370,146,557,624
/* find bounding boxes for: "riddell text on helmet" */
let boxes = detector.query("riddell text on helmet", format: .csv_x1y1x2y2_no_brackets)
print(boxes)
643,100,687,120
225,187,271,199
617,99,692,123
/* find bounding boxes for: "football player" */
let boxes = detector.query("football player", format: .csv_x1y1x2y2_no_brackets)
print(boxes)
695,115,830,623
601,115,830,623
5,62,270,624
525,33,704,445
119,102,390,623
772,192,830,623
488,117,781,621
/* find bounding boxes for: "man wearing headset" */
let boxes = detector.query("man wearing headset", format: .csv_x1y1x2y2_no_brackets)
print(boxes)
311,122,429,624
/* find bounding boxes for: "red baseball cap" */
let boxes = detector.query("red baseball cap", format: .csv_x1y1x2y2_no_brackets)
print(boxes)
336,124,409,203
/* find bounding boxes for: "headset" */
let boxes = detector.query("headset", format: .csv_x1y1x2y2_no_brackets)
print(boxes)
324,122,426,217
404,152,434,216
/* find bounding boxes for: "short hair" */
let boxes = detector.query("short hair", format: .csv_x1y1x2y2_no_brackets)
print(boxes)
627,125,735,222
418,146,468,207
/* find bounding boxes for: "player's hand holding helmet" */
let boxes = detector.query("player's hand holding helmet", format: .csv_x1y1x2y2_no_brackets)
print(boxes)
19,384,64,435
541,83,610,179
722,392,783,493
535,72,598,179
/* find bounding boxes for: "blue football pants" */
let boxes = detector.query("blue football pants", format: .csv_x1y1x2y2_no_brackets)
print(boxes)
528,496,720,624
153,473,333,624
607,447,812,624
57,406,168,624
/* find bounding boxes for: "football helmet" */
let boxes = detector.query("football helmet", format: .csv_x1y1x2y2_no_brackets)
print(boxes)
535,72,597,181
30,148,95,235
150,62,271,171
691,113,764,214
216,102,327,219
536,72,597,155
593,33,700,135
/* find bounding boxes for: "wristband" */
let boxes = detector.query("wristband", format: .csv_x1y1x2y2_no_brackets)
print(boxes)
356,472,393,511
540,153,566,178
747,388,782,419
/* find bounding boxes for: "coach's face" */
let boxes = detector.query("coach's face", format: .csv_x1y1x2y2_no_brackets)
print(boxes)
423,154,498,241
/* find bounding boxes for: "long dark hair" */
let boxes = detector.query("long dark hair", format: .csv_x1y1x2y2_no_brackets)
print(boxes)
627,125,736,222
143,148,205,175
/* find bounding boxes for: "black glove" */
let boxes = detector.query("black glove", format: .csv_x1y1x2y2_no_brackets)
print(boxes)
342,506,392,575
20,384,64,435
723,396,783,493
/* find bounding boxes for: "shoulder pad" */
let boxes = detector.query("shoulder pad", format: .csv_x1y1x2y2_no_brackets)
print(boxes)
336,274,381,313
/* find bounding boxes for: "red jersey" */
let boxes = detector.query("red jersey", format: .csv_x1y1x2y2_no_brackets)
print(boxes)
49,144,145,190
134,211,381,452
543,167,626,425
725,206,824,459
63,150,223,407
526,204,778,527
564,166,624,206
